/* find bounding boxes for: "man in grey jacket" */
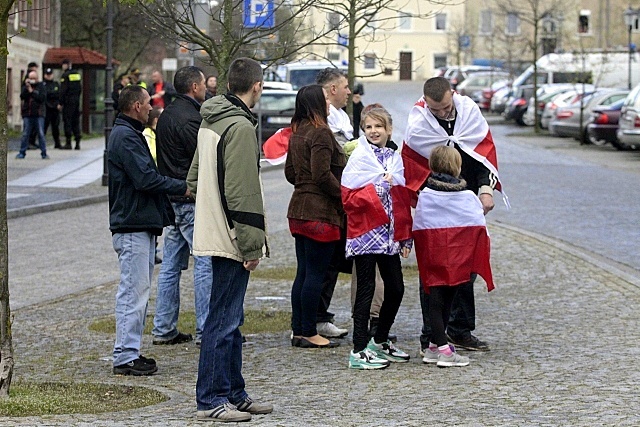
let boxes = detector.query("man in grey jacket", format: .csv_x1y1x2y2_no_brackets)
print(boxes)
190,57,272,422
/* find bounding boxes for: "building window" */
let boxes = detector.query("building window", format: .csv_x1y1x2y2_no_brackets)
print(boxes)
32,0,40,30
578,10,590,34
506,12,520,35
364,54,376,69
398,12,411,30
18,0,27,27
479,10,493,35
43,0,50,33
434,53,447,69
435,13,446,31
327,51,340,61
327,12,340,31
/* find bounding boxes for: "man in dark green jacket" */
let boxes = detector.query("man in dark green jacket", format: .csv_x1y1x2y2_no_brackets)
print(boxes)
108,85,189,376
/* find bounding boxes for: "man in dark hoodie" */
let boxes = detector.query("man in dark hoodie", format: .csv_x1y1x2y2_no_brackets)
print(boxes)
152,66,212,348
189,57,272,422
16,70,48,159
108,85,189,376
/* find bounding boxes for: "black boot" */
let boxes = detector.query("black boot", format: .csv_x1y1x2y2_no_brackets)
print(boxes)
74,140,81,150
54,141,62,149
62,139,72,150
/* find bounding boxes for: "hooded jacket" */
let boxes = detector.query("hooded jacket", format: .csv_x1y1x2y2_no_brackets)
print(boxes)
187,94,268,262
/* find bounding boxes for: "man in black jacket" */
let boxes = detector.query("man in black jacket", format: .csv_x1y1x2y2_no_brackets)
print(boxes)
108,85,189,376
152,66,212,347
16,70,48,159
42,68,62,149
59,58,82,150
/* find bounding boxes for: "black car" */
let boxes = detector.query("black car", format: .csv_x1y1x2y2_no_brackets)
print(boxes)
254,89,297,145
504,85,534,126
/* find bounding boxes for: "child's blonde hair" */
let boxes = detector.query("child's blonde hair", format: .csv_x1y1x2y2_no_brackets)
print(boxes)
360,103,392,132
429,145,461,177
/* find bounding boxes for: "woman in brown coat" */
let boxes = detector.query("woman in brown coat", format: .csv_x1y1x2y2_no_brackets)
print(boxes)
286,84,346,348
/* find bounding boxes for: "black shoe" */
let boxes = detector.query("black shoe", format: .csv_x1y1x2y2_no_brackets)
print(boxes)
54,144,62,149
138,355,156,366
152,331,193,345
74,143,80,150
61,144,72,150
113,358,158,376
368,317,398,343
446,333,490,351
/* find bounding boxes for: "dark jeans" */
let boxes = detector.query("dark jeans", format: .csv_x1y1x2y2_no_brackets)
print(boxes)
44,107,60,146
196,256,249,410
316,240,343,323
291,236,335,337
428,285,459,347
419,274,477,349
352,254,404,352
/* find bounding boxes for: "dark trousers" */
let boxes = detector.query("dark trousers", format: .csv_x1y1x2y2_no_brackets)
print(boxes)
290,236,336,337
419,274,477,349
352,254,404,352
62,101,81,142
44,107,60,146
428,285,459,347
316,240,343,323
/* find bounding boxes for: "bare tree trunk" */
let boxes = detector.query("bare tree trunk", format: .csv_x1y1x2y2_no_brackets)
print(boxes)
0,0,17,398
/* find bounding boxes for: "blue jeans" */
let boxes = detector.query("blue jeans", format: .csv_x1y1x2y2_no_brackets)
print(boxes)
153,202,212,342
419,274,477,349
290,236,335,337
19,116,46,156
196,256,249,410
112,232,155,366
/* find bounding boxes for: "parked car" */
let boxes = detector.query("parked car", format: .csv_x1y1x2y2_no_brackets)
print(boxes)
548,89,628,142
541,89,594,130
254,89,297,145
587,98,625,148
444,65,504,89
504,85,535,125
456,71,510,109
616,83,640,150
490,85,512,114
522,85,577,127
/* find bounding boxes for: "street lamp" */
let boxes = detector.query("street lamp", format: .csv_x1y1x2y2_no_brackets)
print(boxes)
623,6,638,90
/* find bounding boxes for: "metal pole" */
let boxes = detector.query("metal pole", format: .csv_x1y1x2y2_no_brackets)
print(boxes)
629,24,633,90
102,0,114,186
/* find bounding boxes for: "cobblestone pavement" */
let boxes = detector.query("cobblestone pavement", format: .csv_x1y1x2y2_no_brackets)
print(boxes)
2,219,640,426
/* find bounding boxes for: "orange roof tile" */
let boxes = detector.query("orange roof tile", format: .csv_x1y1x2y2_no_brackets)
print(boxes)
43,47,120,67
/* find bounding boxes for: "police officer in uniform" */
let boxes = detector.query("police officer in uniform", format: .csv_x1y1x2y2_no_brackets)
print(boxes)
43,68,62,149
59,58,82,150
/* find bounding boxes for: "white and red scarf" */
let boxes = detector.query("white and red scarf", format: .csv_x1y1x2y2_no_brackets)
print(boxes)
261,127,292,165
341,136,412,240
413,188,494,291
402,93,503,194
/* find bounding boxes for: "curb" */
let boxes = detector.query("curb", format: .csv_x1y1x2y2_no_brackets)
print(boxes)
7,194,109,219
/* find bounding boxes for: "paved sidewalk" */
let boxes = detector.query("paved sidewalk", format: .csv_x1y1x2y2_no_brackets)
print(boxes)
2,130,640,425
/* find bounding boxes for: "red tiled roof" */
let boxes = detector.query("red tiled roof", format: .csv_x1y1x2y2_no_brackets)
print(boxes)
43,47,120,67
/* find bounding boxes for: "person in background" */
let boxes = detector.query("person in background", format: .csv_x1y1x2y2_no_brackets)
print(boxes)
108,85,189,376
149,70,176,109
286,84,346,349
352,82,364,138
26,61,40,150
205,75,217,99
143,106,162,165
112,73,130,119
129,68,147,91
16,70,48,159
189,57,272,422
152,66,212,347
42,68,62,149
59,58,82,150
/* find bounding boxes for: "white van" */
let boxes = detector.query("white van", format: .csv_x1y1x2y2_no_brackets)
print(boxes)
513,52,640,88
279,60,347,90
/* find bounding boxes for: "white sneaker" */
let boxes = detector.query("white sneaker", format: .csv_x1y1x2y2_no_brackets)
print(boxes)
437,352,470,367
421,347,439,364
317,322,348,338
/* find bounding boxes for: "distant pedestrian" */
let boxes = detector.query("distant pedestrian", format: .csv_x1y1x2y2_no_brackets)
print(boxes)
189,57,271,422
143,106,162,165
16,70,48,159
205,75,217,99
129,68,147,91
286,84,346,349
148,70,176,109
112,73,130,120
42,68,62,149
152,66,212,347
352,82,364,138
108,85,189,376
341,106,412,369
59,59,82,150
412,145,494,367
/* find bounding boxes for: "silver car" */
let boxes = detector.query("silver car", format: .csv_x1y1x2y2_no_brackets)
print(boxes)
616,83,640,150
548,89,629,142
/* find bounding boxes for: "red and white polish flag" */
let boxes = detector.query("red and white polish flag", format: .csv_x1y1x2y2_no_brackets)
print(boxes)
413,188,495,291
261,127,292,165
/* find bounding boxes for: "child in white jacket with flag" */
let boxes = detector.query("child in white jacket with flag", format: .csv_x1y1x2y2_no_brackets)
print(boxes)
341,107,413,370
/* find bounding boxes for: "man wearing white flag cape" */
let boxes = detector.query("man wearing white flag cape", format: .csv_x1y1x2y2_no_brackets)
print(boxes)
403,77,504,353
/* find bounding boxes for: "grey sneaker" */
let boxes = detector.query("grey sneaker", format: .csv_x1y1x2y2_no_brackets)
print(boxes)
316,321,348,338
421,347,439,364
197,402,251,422
234,396,273,414
437,352,470,367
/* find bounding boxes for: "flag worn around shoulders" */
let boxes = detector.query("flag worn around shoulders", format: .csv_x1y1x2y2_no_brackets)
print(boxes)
402,93,502,193
261,127,291,165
